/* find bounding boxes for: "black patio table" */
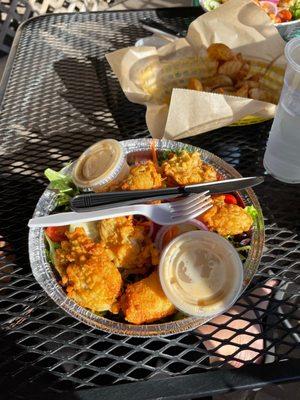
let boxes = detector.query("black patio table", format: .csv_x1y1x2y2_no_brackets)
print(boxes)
0,7,299,400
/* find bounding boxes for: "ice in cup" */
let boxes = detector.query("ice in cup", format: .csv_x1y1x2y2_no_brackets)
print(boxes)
72,139,130,192
159,231,243,318
264,38,300,183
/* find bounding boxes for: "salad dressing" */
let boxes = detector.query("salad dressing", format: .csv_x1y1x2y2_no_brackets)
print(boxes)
159,231,243,317
72,139,129,191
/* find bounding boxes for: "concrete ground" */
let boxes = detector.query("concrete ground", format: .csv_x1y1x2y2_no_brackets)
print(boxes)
0,1,298,399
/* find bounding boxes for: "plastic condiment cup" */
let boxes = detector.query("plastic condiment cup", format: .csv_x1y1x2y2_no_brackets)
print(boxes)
159,231,243,318
72,139,130,192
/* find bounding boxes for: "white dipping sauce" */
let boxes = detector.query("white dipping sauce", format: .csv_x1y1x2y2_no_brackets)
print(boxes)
159,231,243,317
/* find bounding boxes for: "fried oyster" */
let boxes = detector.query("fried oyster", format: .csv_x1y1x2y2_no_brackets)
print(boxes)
121,271,176,324
56,228,122,313
161,150,217,185
121,160,163,190
98,216,159,270
200,195,253,237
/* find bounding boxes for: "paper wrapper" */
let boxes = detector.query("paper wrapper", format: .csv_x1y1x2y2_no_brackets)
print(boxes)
106,0,286,139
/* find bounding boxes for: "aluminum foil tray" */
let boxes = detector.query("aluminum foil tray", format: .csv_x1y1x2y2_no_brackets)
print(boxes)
29,138,264,336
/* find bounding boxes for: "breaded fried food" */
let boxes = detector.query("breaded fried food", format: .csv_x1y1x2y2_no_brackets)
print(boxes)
56,228,122,313
98,216,159,269
161,150,217,185
121,160,163,190
191,43,279,102
207,43,235,62
218,60,243,79
249,88,278,104
122,271,176,324
188,78,203,91
202,74,233,91
201,195,253,236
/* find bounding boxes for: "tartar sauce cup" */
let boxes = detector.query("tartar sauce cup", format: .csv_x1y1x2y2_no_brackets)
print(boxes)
159,231,243,318
72,139,130,192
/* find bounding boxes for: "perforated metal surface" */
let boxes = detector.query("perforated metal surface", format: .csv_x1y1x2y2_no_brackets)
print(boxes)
0,8,299,399
0,1,118,54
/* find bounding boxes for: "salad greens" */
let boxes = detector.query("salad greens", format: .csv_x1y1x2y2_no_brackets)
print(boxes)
245,205,258,220
204,0,300,23
45,167,80,210
290,0,300,19
224,205,258,261
45,232,59,266
228,235,251,261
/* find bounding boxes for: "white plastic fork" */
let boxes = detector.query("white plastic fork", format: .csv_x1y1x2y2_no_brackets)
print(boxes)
28,192,212,228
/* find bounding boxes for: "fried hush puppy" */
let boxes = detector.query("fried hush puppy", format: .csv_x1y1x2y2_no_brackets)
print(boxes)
121,271,176,324
187,43,278,104
56,228,122,313
161,150,217,185
200,195,253,237
121,160,163,190
98,216,159,269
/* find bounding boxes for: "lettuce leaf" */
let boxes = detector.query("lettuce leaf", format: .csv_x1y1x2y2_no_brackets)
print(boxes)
245,205,258,220
290,0,300,19
45,167,79,208
44,233,60,266
227,236,251,261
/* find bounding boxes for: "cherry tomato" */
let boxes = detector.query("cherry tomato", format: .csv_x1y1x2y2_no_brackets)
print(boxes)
45,226,68,242
224,194,237,205
276,10,292,22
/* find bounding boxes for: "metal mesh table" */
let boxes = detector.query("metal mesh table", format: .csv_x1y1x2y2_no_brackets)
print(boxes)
0,7,299,400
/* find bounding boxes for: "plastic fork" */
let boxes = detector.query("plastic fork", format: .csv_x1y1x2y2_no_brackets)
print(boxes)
28,192,212,228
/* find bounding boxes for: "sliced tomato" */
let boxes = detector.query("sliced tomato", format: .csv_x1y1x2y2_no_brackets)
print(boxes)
276,10,292,22
224,194,238,205
45,226,68,242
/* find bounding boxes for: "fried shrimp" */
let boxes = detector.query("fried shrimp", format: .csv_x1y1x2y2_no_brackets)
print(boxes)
200,196,253,237
56,228,122,313
121,160,163,190
121,271,176,324
161,150,217,185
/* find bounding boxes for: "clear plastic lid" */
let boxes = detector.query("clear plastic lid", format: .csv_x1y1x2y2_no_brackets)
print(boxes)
159,231,243,318
72,139,129,191
285,37,300,75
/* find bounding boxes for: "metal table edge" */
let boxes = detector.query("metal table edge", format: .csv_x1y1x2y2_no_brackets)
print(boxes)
25,359,300,400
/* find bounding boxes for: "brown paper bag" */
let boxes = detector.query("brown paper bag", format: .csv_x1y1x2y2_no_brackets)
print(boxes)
106,0,286,139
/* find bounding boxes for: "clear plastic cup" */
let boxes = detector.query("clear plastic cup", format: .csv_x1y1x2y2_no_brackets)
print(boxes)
263,38,300,183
